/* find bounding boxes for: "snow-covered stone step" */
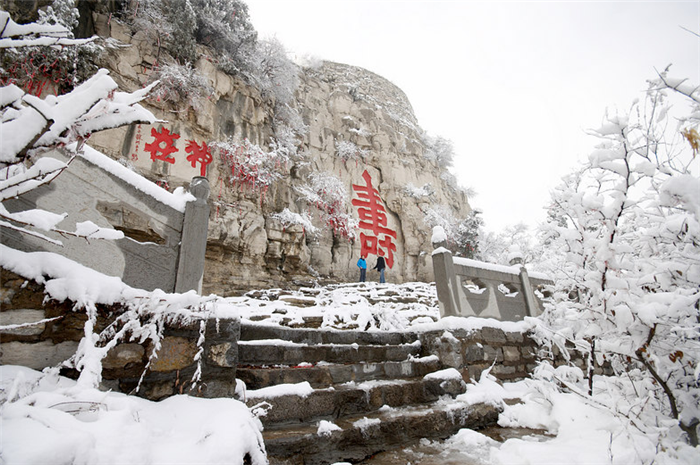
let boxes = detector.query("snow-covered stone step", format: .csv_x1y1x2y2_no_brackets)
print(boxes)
240,322,416,345
244,372,467,426
237,339,422,365
262,399,501,465
237,355,441,389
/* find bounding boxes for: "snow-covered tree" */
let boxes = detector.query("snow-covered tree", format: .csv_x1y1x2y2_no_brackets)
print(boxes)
193,0,257,74
250,37,306,160
423,205,482,258
454,209,483,259
479,223,541,266
540,67,700,447
125,0,256,73
250,36,298,106
422,133,455,167
1,9,159,244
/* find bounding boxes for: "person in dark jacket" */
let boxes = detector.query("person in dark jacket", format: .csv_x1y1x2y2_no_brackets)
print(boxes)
357,255,367,282
374,255,386,283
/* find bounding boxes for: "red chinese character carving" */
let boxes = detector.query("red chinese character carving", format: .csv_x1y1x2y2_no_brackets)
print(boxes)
359,232,378,256
352,170,397,268
185,140,213,176
144,127,180,164
131,125,142,161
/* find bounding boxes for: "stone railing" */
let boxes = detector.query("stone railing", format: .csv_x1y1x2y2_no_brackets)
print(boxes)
1,148,209,294
431,247,552,321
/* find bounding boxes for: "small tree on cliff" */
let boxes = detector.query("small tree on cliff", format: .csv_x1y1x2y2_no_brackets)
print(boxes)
540,67,700,447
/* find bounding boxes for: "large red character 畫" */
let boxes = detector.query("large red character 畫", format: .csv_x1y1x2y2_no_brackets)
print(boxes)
352,170,397,268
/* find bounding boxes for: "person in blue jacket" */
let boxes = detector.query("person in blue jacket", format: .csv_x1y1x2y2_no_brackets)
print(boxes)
374,255,386,283
357,255,367,282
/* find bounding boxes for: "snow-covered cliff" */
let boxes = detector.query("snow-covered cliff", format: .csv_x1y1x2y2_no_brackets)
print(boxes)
84,13,471,295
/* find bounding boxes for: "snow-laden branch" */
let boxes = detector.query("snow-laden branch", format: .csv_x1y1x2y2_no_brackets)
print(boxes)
0,10,95,49
1,69,160,163
0,156,69,200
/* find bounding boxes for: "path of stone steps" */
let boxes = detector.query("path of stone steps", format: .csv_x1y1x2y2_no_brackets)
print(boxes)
238,322,501,464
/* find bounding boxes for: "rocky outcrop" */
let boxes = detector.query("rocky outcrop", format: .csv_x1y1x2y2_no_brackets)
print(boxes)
84,13,471,295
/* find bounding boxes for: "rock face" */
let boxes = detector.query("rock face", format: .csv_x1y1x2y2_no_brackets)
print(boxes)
84,13,471,295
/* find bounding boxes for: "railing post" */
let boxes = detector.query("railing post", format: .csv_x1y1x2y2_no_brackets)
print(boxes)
518,266,539,317
175,177,210,294
432,247,461,318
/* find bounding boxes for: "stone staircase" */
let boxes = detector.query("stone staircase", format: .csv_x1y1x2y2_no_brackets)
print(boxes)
238,323,501,465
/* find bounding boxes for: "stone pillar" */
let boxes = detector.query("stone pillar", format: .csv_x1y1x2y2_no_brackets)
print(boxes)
518,266,539,317
175,177,210,294
431,248,461,318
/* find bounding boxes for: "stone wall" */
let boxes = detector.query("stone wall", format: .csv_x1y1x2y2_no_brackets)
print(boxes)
421,327,587,383
421,328,539,383
0,270,239,400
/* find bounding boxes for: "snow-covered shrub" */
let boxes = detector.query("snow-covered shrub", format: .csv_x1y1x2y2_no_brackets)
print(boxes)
268,116,306,162
213,138,289,196
125,0,256,74
424,205,457,239
335,140,369,164
193,0,257,75
148,62,213,110
271,208,317,235
404,183,435,199
126,0,190,60
479,223,540,266
253,38,307,161
296,172,357,239
296,53,323,70
454,210,483,259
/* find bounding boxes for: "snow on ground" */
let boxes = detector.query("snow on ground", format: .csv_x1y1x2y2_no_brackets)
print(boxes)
228,280,537,334
246,381,315,399
0,366,267,465
5,360,697,465
1,246,698,464
373,367,699,465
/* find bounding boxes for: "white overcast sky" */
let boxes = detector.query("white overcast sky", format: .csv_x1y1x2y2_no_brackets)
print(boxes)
245,0,700,232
